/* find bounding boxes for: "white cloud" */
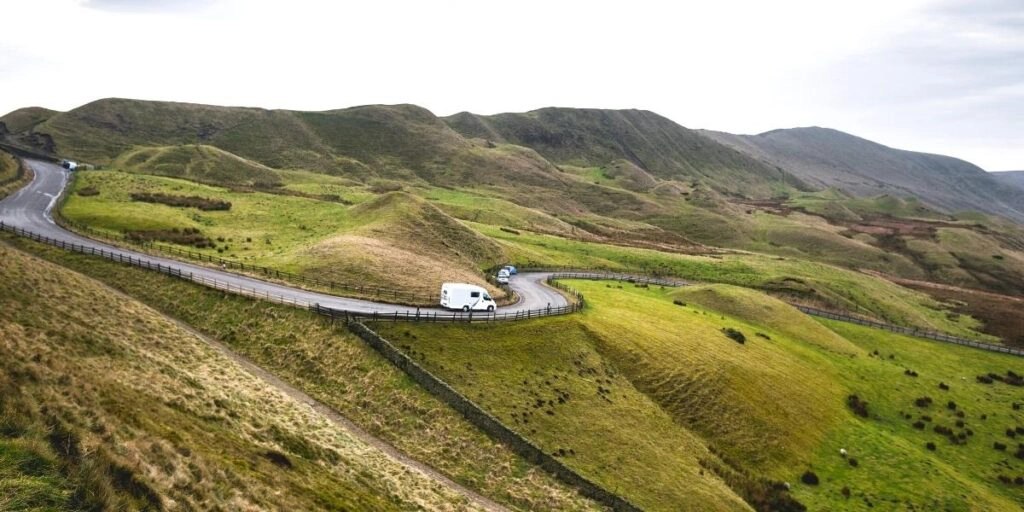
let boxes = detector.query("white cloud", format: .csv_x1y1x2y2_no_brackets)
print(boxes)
0,0,1019,169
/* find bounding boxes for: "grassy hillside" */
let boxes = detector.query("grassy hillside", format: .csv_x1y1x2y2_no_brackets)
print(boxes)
703,127,1024,224
61,171,505,300
993,171,1024,193
0,243,485,511
375,279,1024,511
0,149,18,182
1,233,602,511
445,108,807,198
17,97,1024,300
113,144,283,187
0,150,28,200
476,222,996,340
0,106,59,134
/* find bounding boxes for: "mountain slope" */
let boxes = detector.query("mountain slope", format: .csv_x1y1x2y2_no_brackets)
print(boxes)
0,243,477,511
445,108,810,198
702,127,1024,223
992,171,1024,193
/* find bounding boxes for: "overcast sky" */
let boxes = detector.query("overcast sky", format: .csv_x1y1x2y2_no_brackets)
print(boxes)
1,0,1021,170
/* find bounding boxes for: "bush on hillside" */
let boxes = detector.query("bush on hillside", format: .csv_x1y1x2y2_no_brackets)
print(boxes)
722,328,746,344
130,192,231,211
77,185,100,196
800,471,819,485
846,395,869,418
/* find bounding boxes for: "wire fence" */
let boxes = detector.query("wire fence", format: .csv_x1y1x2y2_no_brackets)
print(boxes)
794,305,1024,357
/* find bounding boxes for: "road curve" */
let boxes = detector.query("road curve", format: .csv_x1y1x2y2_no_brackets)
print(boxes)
0,159,570,316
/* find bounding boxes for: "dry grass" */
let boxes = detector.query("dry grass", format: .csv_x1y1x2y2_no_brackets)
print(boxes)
2,233,601,511
0,243,485,511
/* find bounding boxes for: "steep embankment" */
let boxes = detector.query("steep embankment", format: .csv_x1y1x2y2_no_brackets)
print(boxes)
0,243,482,511
300,191,507,297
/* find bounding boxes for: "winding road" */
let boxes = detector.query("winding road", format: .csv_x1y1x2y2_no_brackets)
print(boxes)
0,159,570,316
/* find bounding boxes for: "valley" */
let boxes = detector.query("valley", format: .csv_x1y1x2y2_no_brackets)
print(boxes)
2,97,1024,511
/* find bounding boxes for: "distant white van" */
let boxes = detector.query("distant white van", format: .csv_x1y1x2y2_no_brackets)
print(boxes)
61,160,78,171
440,283,496,312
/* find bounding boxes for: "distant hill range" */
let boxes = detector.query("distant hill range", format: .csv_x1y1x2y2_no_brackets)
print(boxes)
2,98,1023,223
992,171,1024,194
699,127,1024,223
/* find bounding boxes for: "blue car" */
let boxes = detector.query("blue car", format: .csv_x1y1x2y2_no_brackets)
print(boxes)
504,265,517,275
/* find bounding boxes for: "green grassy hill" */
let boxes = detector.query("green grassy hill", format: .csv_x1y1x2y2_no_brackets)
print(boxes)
3,232,601,511
703,127,1024,224
0,243,483,511
374,279,1024,511
445,108,809,198
114,144,283,187
9,96,1024,311
0,106,59,134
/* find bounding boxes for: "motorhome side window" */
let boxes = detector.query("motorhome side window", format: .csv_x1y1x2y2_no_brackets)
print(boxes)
470,291,480,298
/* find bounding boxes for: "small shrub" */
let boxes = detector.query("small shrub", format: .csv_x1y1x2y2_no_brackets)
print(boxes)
938,382,949,391
131,192,230,211
904,369,918,377
977,375,994,384
722,328,746,344
995,442,1008,451
800,471,819,485
673,299,686,306
913,396,933,408
847,395,869,418
955,420,965,428
499,226,520,235
1014,403,1022,411
77,185,100,196
848,458,858,467
1006,429,1017,438
947,401,957,410
841,486,851,498
755,332,771,340
262,450,293,469
926,442,936,451
912,421,925,430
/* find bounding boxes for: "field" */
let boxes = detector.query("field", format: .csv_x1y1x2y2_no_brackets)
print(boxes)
373,280,1024,511
0,242,483,511
1,232,600,511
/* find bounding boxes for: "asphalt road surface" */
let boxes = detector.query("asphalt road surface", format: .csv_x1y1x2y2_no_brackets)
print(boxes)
0,159,570,316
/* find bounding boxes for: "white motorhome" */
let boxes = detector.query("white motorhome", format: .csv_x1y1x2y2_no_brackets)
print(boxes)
61,160,78,171
440,283,496,312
